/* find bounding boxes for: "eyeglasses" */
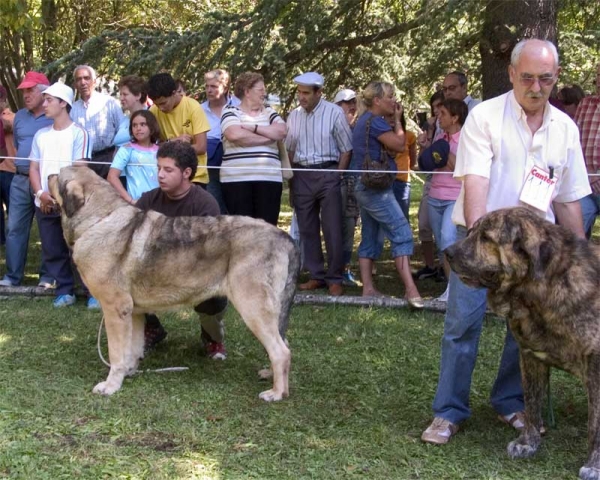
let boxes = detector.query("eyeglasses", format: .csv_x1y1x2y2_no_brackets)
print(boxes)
442,85,459,93
518,74,555,87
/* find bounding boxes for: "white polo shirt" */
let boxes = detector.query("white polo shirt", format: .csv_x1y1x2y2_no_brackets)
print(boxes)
452,91,591,227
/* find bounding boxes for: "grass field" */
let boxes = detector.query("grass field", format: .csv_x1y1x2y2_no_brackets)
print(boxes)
0,180,594,479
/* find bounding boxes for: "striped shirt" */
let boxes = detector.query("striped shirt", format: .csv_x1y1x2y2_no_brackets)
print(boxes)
574,95,600,173
30,122,91,206
285,99,353,166
220,105,285,183
71,91,125,152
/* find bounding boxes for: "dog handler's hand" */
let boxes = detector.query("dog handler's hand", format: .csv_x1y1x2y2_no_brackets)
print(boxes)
39,191,56,214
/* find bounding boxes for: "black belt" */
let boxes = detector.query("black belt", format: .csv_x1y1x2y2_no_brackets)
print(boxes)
91,146,116,158
292,161,338,170
16,171,29,177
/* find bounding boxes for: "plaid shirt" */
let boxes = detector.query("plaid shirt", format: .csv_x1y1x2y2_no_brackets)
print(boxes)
574,95,600,172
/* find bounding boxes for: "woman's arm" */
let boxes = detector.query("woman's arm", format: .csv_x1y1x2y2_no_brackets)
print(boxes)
223,125,274,147
241,122,287,141
377,131,405,153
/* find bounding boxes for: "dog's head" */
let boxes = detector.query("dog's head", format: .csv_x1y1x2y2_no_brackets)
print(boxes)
445,207,559,292
49,166,103,218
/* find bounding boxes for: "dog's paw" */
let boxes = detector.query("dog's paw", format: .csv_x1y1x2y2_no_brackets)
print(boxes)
257,368,273,380
507,438,539,459
258,388,286,402
580,466,600,480
92,381,120,396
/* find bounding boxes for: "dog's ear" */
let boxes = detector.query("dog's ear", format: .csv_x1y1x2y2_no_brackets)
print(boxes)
59,179,85,217
515,217,551,281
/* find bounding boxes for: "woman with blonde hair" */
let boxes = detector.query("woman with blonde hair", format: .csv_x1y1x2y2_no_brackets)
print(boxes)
350,81,423,308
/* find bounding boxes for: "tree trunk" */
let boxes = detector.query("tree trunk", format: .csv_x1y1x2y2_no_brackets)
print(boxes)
479,0,558,100
41,0,58,64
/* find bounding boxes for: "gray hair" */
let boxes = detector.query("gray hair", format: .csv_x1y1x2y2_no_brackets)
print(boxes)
511,39,559,67
73,65,97,81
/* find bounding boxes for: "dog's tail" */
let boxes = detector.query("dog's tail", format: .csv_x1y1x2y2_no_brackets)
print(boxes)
278,234,301,340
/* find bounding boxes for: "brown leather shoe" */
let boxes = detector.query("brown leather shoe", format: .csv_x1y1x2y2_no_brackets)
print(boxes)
328,283,343,296
299,279,327,291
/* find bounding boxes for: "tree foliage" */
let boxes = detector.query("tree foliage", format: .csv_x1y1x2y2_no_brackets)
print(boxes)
1,0,599,115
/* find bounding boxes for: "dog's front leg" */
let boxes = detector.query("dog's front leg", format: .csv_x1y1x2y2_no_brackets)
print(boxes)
507,352,547,459
93,300,137,395
579,355,600,480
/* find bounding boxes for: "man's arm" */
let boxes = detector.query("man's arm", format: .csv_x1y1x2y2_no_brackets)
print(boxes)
463,174,490,229
338,150,352,171
554,200,586,239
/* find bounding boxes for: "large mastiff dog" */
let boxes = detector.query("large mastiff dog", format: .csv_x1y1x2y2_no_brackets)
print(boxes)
49,166,300,402
445,206,600,480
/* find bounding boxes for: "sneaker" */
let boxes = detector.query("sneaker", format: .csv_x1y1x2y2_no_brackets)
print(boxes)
412,266,437,281
87,297,101,310
342,269,358,287
206,341,227,360
435,285,449,302
499,411,547,435
0,278,15,287
53,294,76,308
421,417,459,445
38,279,57,289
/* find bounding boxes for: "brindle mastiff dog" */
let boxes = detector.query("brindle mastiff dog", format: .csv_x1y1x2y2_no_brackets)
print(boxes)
48,166,300,402
445,206,600,480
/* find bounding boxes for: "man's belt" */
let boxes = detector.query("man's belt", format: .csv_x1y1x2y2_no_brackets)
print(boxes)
292,161,338,170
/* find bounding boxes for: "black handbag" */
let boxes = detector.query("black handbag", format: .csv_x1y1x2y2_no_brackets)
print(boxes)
360,115,395,190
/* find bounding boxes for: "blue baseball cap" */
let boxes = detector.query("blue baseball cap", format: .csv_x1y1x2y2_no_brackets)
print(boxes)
418,139,450,171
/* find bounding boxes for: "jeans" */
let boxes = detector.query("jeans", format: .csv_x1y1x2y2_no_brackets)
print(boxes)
354,182,413,259
207,167,228,215
580,193,600,239
0,171,14,244
341,176,358,266
392,179,411,220
2,174,52,285
432,227,523,425
427,197,457,265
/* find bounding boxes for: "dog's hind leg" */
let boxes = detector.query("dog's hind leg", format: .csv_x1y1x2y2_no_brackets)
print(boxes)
92,293,137,396
231,292,291,402
579,356,600,480
507,353,547,459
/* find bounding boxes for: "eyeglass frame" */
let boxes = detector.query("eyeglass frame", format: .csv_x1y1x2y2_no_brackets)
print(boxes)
517,73,556,88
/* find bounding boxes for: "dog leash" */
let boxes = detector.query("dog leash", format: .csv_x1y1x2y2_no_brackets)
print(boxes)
97,316,189,374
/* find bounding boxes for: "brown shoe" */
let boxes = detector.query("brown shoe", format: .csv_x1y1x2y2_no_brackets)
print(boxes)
421,417,459,445
328,283,343,296
299,279,327,291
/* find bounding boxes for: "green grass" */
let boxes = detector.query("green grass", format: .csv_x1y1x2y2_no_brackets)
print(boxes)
0,181,595,479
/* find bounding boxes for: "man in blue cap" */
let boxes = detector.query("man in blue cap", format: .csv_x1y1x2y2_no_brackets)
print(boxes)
285,72,353,296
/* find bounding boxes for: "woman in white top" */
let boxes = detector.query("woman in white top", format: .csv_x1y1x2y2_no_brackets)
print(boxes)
220,72,287,225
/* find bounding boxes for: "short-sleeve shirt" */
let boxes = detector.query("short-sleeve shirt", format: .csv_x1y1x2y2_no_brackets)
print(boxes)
394,130,416,182
30,123,91,206
70,92,125,152
574,95,600,173
429,130,462,201
220,105,285,183
136,184,219,217
285,99,353,166
452,91,591,226
150,96,210,184
350,112,395,173
12,108,53,173
110,143,159,200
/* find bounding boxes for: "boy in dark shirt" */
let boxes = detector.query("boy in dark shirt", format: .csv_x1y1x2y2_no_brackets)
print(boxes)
137,141,227,359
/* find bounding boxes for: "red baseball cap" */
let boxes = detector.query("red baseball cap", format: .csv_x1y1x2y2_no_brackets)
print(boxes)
17,71,50,89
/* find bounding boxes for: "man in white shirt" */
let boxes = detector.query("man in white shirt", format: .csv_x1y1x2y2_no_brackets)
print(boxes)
422,39,590,445
29,82,97,309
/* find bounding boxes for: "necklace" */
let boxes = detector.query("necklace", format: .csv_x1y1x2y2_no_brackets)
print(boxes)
167,185,192,201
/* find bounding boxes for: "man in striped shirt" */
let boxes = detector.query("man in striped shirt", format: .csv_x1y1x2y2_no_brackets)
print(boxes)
575,63,600,237
285,72,353,296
